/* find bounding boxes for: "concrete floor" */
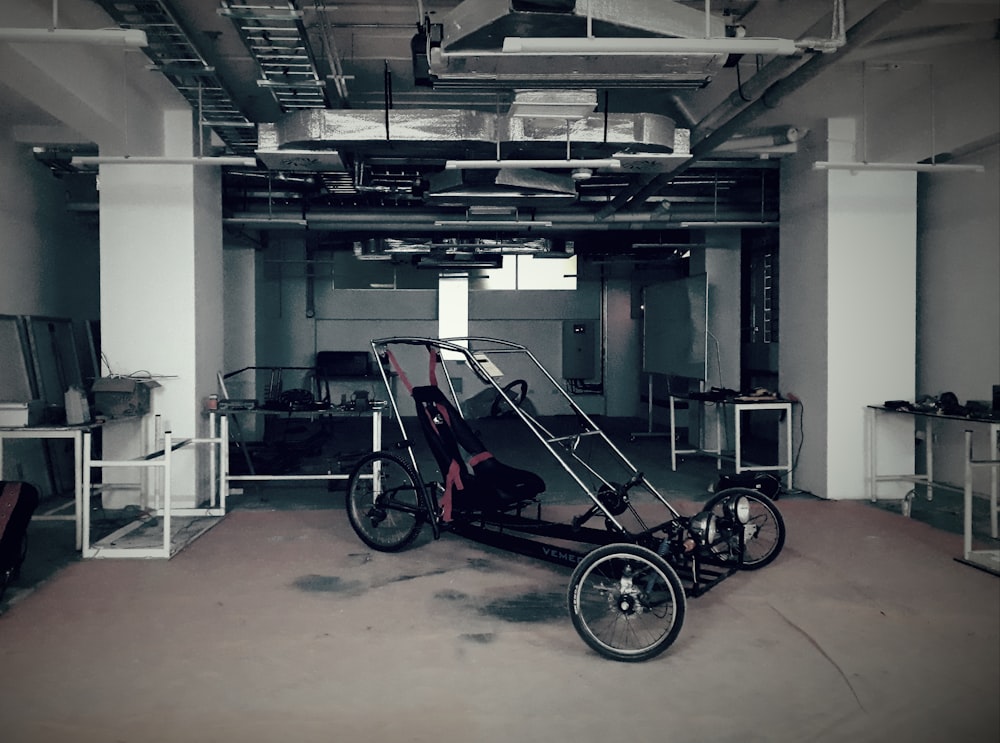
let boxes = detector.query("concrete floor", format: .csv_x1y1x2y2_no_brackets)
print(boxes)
1,416,997,743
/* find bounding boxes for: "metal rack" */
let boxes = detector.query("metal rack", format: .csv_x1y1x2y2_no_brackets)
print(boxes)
220,0,328,112
81,420,227,559
94,0,258,154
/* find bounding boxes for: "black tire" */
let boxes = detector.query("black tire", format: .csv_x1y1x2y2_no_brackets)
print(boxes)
345,452,426,552
567,544,687,662
490,379,528,418
702,487,785,570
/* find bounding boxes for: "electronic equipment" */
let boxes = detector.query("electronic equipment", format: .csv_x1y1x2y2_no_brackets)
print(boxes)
316,351,372,378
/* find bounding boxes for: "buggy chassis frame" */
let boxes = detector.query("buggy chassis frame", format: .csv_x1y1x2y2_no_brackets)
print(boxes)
345,336,786,662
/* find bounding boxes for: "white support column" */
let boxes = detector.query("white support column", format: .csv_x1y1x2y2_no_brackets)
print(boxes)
98,155,223,508
438,273,469,357
781,118,916,499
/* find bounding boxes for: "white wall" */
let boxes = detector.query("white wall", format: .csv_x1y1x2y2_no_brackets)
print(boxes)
0,113,100,493
827,167,916,501
779,123,832,496
0,130,99,319
776,35,1000,498
916,141,1000,489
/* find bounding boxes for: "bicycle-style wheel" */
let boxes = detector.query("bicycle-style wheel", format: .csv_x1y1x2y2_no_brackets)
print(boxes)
702,487,785,570
346,452,426,551
567,544,686,662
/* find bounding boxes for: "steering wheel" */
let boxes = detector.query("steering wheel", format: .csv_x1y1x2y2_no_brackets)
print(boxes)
490,379,528,418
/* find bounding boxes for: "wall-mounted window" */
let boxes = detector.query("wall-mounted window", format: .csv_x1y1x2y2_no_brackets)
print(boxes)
471,254,577,291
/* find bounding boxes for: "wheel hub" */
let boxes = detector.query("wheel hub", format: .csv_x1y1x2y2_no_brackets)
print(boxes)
617,594,638,614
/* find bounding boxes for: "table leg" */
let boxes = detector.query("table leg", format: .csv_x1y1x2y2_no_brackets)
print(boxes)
925,417,934,501
669,396,678,471
734,404,743,475
784,403,793,490
867,407,877,501
73,432,83,550
964,431,974,559
990,424,998,539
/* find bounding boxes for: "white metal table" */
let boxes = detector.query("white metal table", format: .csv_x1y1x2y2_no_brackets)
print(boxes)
0,422,97,550
215,406,383,509
866,405,999,536
669,395,795,488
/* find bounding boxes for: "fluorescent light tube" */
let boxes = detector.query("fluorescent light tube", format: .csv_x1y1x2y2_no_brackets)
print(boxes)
0,28,147,47
72,156,258,167
502,36,798,56
445,159,620,170
813,161,985,173
432,220,553,228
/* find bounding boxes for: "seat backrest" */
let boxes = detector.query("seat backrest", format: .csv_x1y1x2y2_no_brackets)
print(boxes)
411,384,486,478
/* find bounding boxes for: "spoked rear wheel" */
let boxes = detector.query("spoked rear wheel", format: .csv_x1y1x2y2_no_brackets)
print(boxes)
567,544,686,662
346,452,426,552
703,487,785,569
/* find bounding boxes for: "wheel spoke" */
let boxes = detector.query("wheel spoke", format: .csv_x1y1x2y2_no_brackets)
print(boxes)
701,488,786,570
346,453,425,551
568,545,686,662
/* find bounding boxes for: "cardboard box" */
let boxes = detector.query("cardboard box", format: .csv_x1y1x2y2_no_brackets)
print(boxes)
91,377,161,418
0,401,45,427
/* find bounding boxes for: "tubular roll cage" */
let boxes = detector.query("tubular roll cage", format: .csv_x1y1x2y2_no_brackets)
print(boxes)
368,336,734,583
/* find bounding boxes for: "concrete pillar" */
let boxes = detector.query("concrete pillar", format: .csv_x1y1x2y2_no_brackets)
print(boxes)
781,118,916,499
98,159,223,508
691,229,741,451
603,274,637,418
696,229,742,392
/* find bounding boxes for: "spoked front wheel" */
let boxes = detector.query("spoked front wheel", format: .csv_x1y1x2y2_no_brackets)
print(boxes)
702,487,786,570
346,452,426,552
567,544,687,662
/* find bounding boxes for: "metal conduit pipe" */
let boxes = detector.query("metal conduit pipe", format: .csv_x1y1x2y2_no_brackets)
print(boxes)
712,127,803,152
693,53,816,141
695,1,847,140
225,206,778,232
597,0,925,220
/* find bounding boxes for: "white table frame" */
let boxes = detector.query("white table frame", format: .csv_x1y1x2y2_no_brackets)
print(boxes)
669,396,795,488
866,405,999,537
216,407,383,509
1,423,98,550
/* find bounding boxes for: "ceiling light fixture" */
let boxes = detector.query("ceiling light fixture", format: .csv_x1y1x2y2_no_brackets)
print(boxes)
501,36,799,56
223,217,307,227
0,27,147,47
445,159,621,171
678,221,779,228
72,156,258,167
813,161,985,174
432,220,554,228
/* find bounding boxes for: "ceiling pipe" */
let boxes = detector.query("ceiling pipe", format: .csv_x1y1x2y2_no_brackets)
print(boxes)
224,206,777,232
711,127,803,152
596,0,925,219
